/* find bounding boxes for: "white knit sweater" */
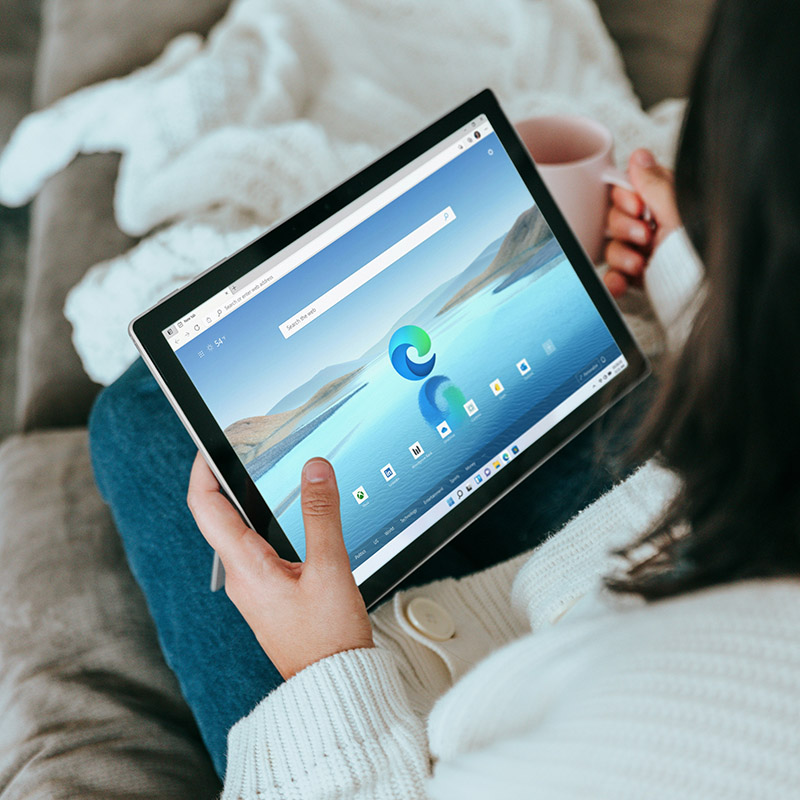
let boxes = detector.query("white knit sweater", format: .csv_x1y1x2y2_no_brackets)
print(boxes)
222,233,800,799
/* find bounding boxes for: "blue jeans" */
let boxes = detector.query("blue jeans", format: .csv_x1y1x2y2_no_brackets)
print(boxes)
89,358,648,779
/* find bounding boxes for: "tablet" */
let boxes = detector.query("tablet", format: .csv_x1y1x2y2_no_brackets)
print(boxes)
130,89,648,608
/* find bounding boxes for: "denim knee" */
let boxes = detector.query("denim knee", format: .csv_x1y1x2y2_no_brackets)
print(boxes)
88,359,159,501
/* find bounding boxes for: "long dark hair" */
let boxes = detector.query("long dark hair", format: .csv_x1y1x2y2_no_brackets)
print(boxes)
608,0,800,600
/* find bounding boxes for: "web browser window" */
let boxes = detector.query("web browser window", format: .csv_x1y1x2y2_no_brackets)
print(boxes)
163,114,626,584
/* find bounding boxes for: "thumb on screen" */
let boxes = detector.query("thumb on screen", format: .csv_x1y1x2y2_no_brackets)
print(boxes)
300,458,350,571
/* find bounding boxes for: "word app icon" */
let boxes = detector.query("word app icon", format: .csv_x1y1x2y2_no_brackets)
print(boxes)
436,421,452,439
409,441,424,459
353,486,368,504
381,463,396,482
490,378,505,396
389,325,435,381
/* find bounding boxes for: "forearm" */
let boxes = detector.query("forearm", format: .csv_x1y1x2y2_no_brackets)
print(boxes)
644,227,704,350
222,647,430,800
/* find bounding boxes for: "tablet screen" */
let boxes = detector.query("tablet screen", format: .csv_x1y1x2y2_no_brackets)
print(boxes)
160,112,628,585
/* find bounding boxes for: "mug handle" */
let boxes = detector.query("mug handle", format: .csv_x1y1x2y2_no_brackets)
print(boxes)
601,166,653,222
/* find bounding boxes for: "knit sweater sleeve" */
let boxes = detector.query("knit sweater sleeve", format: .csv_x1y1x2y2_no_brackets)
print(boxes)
222,647,430,800
643,226,704,350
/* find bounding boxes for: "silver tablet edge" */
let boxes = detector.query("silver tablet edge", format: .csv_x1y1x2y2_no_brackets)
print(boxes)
129,320,258,592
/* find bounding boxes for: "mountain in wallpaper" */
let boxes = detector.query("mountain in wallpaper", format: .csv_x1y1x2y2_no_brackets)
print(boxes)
436,204,555,314
225,368,365,468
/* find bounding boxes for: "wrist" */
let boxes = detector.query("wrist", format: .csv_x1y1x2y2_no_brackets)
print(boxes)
288,642,377,680
644,227,704,349
652,220,680,252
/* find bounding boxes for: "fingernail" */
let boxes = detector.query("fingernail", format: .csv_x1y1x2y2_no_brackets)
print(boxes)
634,149,655,167
631,224,648,244
303,459,332,484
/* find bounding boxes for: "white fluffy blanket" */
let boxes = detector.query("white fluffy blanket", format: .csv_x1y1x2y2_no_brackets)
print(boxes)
0,0,683,385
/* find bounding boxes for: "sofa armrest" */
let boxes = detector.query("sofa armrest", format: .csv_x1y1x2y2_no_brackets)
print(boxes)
0,430,220,798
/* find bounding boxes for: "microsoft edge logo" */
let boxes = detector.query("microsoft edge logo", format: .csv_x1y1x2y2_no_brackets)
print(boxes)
389,325,435,381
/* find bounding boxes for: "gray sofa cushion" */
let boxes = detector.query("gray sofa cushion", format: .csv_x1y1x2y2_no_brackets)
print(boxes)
0,0,39,150
18,154,134,432
33,0,232,107
0,0,39,441
595,0,715,108
18,0,232,432
0,430,220,798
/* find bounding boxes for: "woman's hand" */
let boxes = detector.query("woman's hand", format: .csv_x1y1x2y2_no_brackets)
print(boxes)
187,454,374,679
604,149,682,298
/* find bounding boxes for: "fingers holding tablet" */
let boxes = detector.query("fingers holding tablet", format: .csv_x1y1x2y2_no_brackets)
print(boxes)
188,452,373,678
187,452,256,565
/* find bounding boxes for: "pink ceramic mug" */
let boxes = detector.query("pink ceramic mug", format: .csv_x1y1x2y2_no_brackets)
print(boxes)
515,115,633,264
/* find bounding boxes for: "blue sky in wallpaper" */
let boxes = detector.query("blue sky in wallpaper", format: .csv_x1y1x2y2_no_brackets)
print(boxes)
177,133,533,429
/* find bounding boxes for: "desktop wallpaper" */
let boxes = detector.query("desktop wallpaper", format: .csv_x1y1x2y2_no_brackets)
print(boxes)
177,132,620,565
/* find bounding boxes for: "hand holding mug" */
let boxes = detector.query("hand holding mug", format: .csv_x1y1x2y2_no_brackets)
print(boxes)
515,117,682,298
515,115,638,264
604,149,681,298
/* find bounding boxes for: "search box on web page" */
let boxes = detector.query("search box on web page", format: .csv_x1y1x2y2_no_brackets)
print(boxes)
279,206,456,339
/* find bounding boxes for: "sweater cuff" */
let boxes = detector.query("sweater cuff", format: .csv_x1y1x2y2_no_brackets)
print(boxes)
222,647,429,800
644,227,704,350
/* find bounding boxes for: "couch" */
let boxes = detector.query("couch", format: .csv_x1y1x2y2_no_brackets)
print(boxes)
0,1,713,796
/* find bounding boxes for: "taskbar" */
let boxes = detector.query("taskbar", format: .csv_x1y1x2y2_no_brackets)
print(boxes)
351,351,627,585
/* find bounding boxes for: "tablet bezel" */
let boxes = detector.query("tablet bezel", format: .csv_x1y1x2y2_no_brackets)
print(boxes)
130,88,649,608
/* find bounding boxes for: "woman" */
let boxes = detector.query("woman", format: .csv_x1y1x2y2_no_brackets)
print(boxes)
90,0,800,795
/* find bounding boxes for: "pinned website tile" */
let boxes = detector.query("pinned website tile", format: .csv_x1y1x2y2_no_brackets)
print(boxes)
490,378,505,396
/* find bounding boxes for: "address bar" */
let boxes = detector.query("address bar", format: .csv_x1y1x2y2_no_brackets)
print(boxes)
279,206,456,339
